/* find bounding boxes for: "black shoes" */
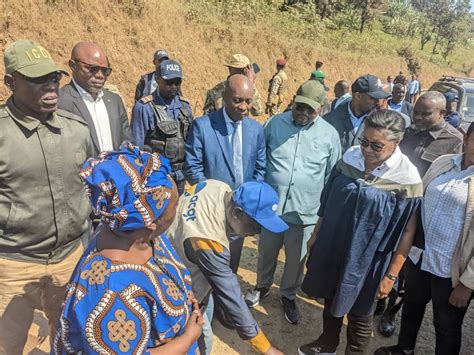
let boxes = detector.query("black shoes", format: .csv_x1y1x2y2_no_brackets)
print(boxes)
298,339,336,355
280,296,300,324
379,310,396,337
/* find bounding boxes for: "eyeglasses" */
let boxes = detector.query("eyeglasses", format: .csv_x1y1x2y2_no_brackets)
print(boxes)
358,137,386,152
18,71,63,85
73,59,112,77
163,78,182,86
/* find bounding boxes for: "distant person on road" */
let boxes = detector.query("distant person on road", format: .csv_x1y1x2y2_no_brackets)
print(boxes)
407,74,420,104
168,180,286,355
59,41,132,155
330,80,351,111
387,75,394,91
266,57,288,116
444,90,461,128
388,83,413,116
131,59,193,195
203,54,263,117
134,49,169,101
323,74,390,152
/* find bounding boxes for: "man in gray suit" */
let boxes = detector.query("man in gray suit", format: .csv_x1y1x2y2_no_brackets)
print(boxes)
59,42,131,155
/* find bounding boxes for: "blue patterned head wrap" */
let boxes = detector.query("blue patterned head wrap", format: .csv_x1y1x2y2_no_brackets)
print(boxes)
79,142,173,231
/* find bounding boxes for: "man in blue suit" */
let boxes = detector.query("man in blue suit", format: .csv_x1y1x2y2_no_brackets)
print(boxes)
184,74,266,273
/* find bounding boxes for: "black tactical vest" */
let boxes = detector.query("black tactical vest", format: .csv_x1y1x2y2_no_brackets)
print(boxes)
144,99,191,170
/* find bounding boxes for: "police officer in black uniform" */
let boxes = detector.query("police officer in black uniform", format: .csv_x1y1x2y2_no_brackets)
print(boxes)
131,59,193,195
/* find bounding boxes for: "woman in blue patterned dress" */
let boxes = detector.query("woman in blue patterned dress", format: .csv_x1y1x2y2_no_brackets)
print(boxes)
53,142,202,354
298,110,423,355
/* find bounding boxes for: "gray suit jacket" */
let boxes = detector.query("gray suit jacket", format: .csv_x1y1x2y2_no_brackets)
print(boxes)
59,81,132,155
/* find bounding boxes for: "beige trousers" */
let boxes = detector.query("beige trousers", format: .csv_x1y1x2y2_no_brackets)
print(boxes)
0,245,82,354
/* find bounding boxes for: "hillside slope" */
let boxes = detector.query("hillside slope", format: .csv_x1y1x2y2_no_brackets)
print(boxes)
0,0,465,115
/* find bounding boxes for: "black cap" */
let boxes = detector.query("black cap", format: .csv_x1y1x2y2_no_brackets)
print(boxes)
352,74,390,99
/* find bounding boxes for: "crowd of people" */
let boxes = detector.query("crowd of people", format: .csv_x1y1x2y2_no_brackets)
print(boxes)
0,38,472,355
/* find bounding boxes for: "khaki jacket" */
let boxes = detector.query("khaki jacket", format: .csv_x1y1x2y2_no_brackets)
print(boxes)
0,98,94,263
423,154,474,289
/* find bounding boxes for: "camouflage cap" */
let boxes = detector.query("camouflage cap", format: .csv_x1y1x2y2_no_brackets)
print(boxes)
224,54,250,69
294,80,327,110
4,40,68,78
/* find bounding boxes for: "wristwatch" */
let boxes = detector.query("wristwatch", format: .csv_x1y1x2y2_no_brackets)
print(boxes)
385,273,397,281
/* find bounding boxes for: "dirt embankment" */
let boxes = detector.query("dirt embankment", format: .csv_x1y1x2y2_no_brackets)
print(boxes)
0,0,462,116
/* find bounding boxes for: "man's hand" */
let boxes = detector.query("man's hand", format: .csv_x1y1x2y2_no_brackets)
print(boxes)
263,345,284,355
377,276,395,299
449,283,472,308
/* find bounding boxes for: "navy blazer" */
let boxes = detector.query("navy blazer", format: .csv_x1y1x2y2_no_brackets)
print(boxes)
184,108,266,189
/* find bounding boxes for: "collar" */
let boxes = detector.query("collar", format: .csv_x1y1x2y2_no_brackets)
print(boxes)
152,90,182,109
6,97,62,131
223,108,242,125
348,101,366,121
428,121,447,139
344,145,402,172
383,146,403,169
388,100,402,108
338,93,351,101
72,79,103,101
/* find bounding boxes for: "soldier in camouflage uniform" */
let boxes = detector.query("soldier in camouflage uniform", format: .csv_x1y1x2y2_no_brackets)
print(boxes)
266,58,288,116
203,54,263,117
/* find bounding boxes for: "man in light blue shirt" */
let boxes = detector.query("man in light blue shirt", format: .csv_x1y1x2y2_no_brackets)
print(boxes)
245,80,341,325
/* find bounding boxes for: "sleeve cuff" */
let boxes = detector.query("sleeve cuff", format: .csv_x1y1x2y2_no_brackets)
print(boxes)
248,329,271,353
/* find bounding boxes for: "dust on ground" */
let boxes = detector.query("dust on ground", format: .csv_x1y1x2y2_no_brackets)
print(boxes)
25,236,473,354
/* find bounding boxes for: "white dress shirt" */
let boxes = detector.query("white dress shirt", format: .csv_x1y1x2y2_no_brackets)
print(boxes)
73,79,114,152
223,108,243,149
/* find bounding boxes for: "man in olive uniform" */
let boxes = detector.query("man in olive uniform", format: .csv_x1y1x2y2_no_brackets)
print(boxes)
203,54,264,117
131,59,192,195
0,40,93,354
266,57,288,116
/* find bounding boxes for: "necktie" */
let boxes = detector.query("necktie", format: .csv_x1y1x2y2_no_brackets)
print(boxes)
232,121,243,187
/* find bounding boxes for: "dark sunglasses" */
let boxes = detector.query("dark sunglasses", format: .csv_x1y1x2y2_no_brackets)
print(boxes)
164,78,182,86
18,71,63,85
358,137,386,152
73,59,112,77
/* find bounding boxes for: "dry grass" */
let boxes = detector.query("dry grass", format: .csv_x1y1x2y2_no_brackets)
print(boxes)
0,0,464,116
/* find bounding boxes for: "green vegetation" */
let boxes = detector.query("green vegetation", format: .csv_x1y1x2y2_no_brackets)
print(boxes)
185,0,473,76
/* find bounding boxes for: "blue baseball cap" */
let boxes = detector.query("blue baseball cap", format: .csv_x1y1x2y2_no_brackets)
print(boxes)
159,59,182,80
232,181,288,234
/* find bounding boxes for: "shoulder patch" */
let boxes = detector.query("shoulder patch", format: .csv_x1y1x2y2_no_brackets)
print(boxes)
140,95,154,104
56,109,88,125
